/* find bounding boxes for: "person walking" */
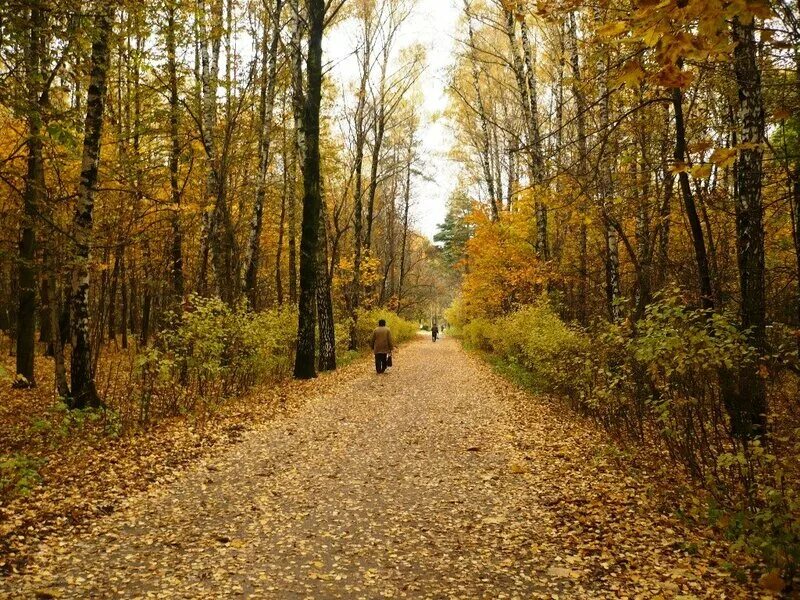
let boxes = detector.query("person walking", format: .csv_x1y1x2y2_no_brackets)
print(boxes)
371,319,394,374
431,324,439,342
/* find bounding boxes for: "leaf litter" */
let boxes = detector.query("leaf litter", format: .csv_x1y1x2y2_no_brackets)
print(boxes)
1,339,762,598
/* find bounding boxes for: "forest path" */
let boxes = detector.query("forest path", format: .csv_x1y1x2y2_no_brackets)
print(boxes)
4,337,750,599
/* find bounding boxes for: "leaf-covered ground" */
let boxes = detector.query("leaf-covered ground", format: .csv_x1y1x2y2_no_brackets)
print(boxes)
2,337,760,598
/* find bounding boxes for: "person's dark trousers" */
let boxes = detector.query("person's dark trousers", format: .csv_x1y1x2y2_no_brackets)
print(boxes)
375,353,388,374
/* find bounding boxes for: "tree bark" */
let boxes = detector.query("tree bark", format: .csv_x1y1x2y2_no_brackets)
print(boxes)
244,0,284,306
276,122,288,305
599,55,620,322
289,13,303,305
46,264,70,399
15,0,46,388
317,197,336,372
730,16,768,437
365,44,390,252
567,12,588,325
107,244,121,342
398,139,412,311
166,1,184,305
519,16,547,259
672,84,714,311
196,0,226,299
70,3,115,409
655,104,673,291
347,11,373,351
293,0,324,379
463,0,498,222
120,251,129,349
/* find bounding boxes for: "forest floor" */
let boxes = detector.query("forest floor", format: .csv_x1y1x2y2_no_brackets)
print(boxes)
1,336,763,599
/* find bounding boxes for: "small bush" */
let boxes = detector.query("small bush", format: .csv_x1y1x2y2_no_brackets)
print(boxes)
0,454,45,497
135,299,414,426
354,309,417,349
449,292,800,575
137,296,297,423
495,302,589,393
461,317,496,352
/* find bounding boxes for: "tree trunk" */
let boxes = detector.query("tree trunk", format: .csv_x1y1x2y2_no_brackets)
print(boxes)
166,1,184,305
599,56,620,322
655,104,673,291
45,252,69,399
120,251,129,349
730,16,768,437
276,131,287,305
672,84,714,311
792,169,800,351
463,0,498,221
196,0,224,298
398,141,412,311
365,44,389,252
567,12,589,325
70,4,115,409
140,241,152,346
293,0,324,379
317,197,336,372
348,14,372,351
244,0,284,306
107,244,121,342
519,16,547,260
39,276,52,348
289,14,303,305
15,0,46,388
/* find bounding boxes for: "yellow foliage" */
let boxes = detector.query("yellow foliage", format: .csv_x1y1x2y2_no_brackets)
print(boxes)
460,206,551,320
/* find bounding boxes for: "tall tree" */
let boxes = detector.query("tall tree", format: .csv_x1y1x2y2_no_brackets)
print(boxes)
347,4,376,351
243,0,284,307
70,3,115,409
165,0,185,305
730,16,768,437
463,0,499,222
293,0,325,379
14,0,46,388
567,11,589,325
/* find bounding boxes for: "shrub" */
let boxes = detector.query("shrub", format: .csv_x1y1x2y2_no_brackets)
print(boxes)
353,309,417,349
0,454,44,497
449,292,800,575
136,296,297,423
460,317,496,352
137,300,417,426
494,302,589,394
444,297,467,334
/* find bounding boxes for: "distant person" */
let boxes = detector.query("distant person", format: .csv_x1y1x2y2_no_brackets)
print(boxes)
432,324,439,342
371,319,394,374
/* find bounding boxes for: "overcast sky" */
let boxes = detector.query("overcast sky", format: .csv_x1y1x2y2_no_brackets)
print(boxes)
325,1,463,241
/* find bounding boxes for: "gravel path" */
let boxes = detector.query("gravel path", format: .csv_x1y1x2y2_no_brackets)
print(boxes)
2,337,753,599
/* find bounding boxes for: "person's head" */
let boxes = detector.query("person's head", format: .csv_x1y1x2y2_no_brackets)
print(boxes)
378,319,386,327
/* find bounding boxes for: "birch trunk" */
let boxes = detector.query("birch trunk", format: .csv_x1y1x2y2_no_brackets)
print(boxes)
567,12,589,324
244,0,284,306
347,13,373,351
519,16,547,259
464,0,498,221
730,16,768,436
70,4,115,409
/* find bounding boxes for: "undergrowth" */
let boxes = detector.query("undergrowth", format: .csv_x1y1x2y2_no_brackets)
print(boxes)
448,293,800,580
